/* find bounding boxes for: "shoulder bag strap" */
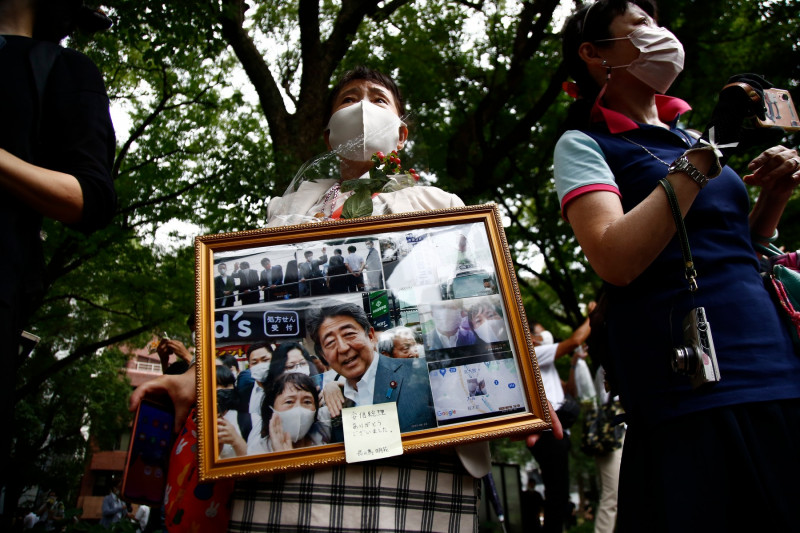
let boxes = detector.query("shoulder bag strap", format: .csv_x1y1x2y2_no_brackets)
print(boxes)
659,178,698,292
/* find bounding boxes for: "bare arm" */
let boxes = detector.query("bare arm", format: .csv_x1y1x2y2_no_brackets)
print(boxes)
566,152,714,286
554,302,596,359
129,370,197,433
0,149,84,223
321,381,346,418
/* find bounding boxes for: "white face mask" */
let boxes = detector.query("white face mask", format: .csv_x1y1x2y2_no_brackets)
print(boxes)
273,405,316,443
600,26,685,94
250,362,270,383
475,319,506,344
327,101,404,161
432,307,463,334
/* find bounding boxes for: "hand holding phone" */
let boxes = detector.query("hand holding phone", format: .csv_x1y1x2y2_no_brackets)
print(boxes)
757,88,800,131
122,398,175,506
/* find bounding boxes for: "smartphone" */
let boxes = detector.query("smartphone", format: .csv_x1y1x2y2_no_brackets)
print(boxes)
122,397,175,506
757,88,800,131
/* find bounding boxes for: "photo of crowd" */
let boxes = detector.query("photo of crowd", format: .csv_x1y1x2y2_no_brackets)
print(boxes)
209,221,530,460
213,238,386,307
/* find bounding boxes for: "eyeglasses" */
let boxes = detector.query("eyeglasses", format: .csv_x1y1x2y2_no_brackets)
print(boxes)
285,360,309,371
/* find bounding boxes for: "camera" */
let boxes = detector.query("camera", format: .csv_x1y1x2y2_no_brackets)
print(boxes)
756,88,800,131
671,307,721,389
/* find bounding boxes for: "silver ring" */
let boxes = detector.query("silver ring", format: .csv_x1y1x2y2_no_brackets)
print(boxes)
793,157,800,171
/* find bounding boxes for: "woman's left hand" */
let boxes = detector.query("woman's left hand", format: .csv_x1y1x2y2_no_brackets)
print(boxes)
743,145,800,193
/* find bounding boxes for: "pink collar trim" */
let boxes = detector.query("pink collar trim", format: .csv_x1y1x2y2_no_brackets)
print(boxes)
591,94,692,134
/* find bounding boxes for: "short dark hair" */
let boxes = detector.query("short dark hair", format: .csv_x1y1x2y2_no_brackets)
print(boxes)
305,302,371,350
261,257,271,266
260,373,319,438
246,341,273,360
218,353,239,372
326,66,405,123
267,341,318,380
347,245,357,253
304,250,314,258
334,248,342,255
216,364,235,387
468,300,503,329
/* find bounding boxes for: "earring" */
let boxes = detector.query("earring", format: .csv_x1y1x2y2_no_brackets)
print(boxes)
602,60,611,81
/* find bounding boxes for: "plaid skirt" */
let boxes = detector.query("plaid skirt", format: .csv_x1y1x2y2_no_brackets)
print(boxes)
228,451,479,532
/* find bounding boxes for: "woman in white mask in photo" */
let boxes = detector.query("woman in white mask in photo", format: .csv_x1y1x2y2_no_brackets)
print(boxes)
556,1,800,531
266,66,464,226
467,298,508,345
247,372,330,454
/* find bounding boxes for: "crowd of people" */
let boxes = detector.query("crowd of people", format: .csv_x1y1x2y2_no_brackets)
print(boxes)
214,241,385,306
6,0,799,530
211,304,450,459
145,8,800,524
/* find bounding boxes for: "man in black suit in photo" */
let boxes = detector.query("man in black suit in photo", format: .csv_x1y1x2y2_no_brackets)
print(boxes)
235,261,261,305
259,257,283,302
214,262,236,308
298,250,325,297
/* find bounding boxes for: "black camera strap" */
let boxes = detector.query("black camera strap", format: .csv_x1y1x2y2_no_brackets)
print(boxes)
659,178,698,292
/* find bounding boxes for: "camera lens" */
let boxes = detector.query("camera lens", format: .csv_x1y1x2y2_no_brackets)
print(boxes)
672,346,695,375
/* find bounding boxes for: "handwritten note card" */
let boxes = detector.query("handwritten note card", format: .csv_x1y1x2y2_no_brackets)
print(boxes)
342,403,404,463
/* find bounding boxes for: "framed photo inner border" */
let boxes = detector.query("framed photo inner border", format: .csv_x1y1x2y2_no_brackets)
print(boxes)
195,204,552,481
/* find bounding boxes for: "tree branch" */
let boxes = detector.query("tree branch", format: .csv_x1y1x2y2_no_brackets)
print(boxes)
15,322,160,401
40,294,142,321
118,170,222,217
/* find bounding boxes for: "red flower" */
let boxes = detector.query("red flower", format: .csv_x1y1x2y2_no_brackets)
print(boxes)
562,81,580,99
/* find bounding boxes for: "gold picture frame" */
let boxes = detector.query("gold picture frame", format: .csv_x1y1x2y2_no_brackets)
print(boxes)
195,204,551,481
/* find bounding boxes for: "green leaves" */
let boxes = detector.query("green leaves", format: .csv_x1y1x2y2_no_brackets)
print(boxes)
341,188,374,219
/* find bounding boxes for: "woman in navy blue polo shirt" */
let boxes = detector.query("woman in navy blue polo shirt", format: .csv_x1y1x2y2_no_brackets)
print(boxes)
555,1,800,531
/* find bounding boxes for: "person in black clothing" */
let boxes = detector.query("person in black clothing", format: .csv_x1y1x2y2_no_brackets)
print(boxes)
0,0,116,491
235,261,260,305
259,257,282,301
326,248,348,294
